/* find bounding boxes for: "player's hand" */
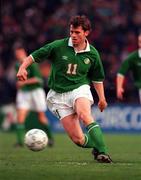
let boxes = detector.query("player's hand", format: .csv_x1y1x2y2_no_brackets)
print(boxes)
98,99,107,112
17,67,28,81
117,87,124,100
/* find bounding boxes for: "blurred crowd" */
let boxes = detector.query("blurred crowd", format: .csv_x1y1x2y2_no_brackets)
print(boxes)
1,0,141,105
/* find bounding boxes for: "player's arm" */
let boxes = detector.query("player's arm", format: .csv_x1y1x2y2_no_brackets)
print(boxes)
116,74,125,100
90,49,107,112
17,56,34,81
93,82,107,112
17,41,55,81
116,56,131,100
16,77,42,88
116,51,134,100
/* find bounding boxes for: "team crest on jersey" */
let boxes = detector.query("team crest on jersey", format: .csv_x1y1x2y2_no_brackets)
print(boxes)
84,58,90,64
62,56,68,60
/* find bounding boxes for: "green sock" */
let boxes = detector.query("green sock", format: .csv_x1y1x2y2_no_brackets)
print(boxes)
42,124,53,140
81,133,95,148
86,122,107,153
16,123,25,145
75,133,94,148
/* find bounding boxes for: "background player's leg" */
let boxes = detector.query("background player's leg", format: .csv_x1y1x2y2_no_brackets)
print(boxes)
38,111,54,147
15,109,28,147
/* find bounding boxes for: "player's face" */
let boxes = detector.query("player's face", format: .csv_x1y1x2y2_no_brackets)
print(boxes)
15,49,27,62
138,35,141,49
70,25,89,46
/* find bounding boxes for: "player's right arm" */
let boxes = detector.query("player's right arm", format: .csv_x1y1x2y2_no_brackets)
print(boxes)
17,56,33,81
116,51,136,100
116,55,131,100
17,40,56,81
116,74,125,100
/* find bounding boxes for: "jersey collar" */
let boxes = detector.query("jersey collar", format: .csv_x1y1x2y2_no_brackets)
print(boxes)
68,37,90,53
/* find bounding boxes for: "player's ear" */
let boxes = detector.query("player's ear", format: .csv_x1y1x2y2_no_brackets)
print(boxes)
85,30,90,37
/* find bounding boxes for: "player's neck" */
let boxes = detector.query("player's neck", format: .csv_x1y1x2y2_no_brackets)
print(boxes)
74,40,87,52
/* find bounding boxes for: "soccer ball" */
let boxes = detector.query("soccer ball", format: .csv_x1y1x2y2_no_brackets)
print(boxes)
24,129,48,151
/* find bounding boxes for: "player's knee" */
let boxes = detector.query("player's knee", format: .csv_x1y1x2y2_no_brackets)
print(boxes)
78,111,86,119
77,111,92,124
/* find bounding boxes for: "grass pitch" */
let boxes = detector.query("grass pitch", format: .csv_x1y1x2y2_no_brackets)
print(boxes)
0,132,141,180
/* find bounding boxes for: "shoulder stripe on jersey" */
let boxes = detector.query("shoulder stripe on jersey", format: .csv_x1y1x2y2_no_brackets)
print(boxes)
30,55,35,62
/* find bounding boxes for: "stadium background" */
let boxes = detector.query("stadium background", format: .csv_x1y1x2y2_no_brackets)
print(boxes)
0,0,141,132
1,1,141,180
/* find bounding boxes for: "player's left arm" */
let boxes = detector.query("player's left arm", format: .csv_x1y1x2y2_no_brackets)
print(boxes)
116,54,131,100
90,49,107,111
93,82,107,112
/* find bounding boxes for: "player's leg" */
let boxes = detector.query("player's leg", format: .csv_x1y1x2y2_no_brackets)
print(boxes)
61,113,85,145
15,108,28,147
75,97,107,152
61,113,96,147
15,90,30,147
75,97,112,163
61,112,112,163
37,111,54,147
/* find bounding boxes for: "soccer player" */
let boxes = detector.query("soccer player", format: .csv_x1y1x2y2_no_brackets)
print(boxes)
16,15,112,163
116,33,141,103
14,44,54,147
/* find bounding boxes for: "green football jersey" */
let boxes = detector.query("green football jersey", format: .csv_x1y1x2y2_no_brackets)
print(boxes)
118,50,141,88
31,38,105,93
16,63,43,91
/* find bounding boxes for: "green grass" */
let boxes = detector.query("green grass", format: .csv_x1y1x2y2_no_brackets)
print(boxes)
0,132,141,180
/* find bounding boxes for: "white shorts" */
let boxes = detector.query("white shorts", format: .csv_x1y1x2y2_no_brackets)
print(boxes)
16,88,47,112
47,84,94,120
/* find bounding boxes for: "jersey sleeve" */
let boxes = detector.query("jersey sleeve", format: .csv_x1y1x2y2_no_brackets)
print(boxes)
118,60,130,76
28,64,43,84
29,64,41,77
118,54,133,75
30,42,54,63
88,50,105,82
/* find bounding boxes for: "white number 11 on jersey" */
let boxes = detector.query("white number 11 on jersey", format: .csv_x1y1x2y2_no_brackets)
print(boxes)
66,64,77,75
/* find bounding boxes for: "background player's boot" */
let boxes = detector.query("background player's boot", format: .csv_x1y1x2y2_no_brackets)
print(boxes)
48,139,54,147
14,142,24,148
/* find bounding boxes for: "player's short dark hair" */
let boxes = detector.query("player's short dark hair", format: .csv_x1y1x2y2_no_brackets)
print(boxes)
69,15,91,32
13,40,24,51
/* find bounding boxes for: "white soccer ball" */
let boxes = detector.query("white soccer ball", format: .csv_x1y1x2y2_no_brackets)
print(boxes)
24,129,48,151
